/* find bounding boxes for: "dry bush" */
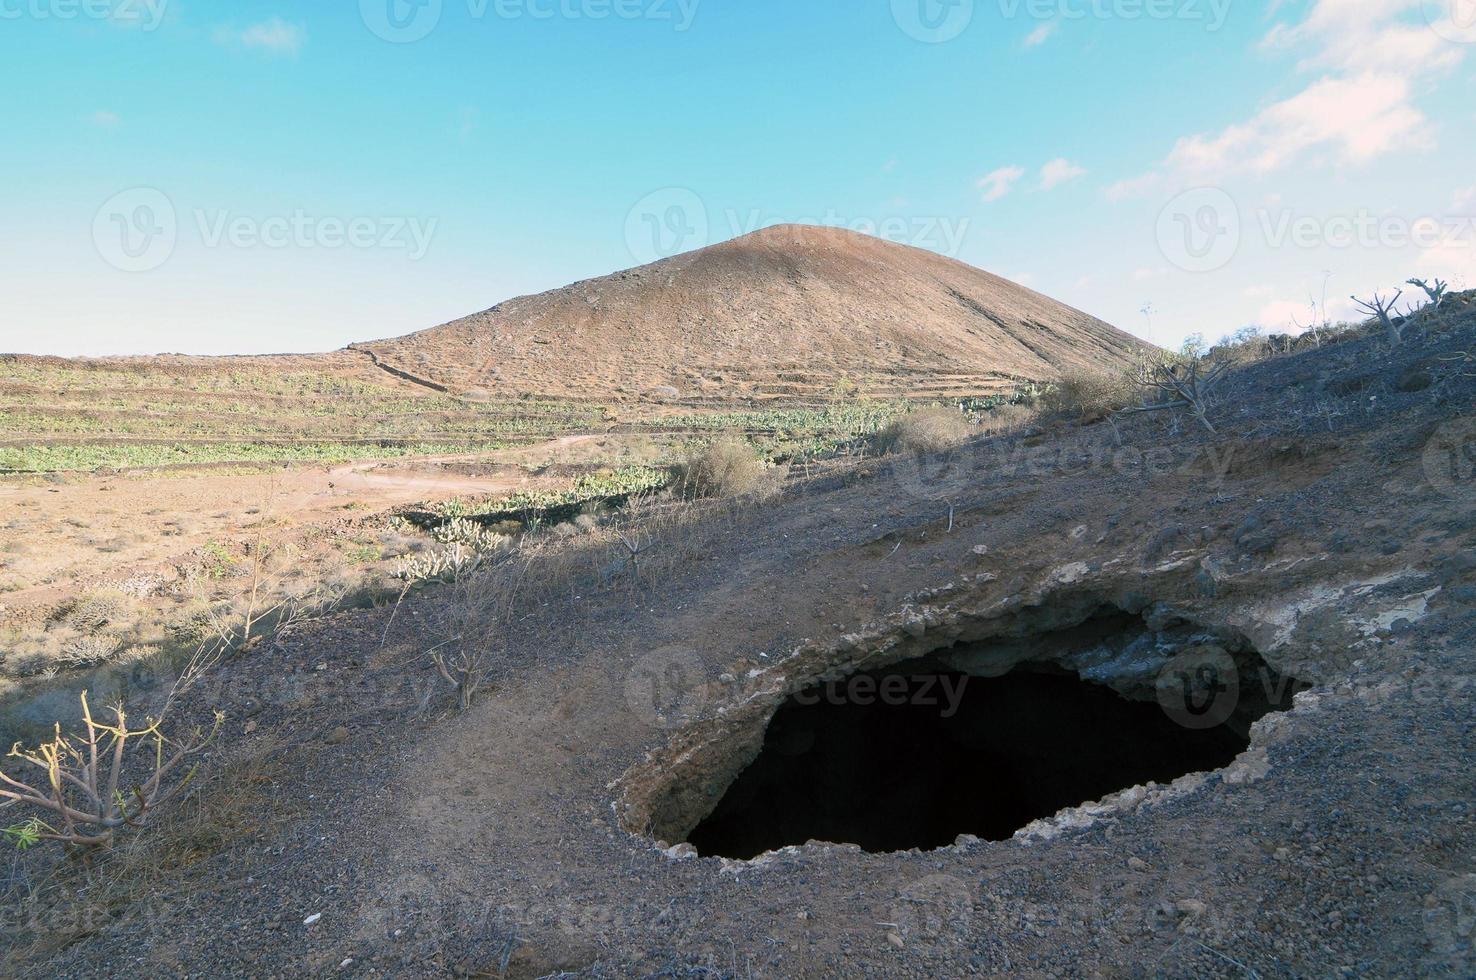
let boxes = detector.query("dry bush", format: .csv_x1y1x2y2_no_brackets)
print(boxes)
873,407,972,455
59,634,123,669
975,403,1036,437
0,692,222,849
682,436,767,497
0,734,284,968
58,591,135,635
420,569,505,711
1039,369,1137,422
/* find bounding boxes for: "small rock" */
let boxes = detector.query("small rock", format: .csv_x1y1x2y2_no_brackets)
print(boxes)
325,726,350,746
303,912,323,926
1175,899,1207,917
971,544,990,556
1128,857,1149,872
718,673,735,684
662,843,697,861
885,931,904,949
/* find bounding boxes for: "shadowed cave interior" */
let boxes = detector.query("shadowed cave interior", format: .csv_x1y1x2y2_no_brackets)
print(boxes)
685,612,1303,859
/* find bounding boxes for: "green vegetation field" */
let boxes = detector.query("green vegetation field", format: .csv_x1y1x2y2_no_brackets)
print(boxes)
0,356,1029,473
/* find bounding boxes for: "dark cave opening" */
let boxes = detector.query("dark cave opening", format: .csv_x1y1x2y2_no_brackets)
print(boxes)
685,618,1302,859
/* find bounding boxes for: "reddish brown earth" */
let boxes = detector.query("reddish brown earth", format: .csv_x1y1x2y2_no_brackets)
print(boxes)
355,225,1148,402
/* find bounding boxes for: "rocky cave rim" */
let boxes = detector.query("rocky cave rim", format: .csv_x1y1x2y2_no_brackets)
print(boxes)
616,591,1311,860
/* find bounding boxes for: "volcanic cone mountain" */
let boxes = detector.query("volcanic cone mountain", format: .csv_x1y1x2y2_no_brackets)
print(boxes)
354,224,1148,403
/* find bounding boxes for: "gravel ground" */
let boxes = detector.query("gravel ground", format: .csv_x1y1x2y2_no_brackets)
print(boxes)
6,306,1476,978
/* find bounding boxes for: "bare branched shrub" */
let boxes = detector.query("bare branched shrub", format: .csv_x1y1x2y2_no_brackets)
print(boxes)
1039,370,1136,422
1408,277,1447,310
1352,289,1405,346
0,692,222,849
422,571,503,712
1121,358,1230,434
872,406,972,454
682,436,766,497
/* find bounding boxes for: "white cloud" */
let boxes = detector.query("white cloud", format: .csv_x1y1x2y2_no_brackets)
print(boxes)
1260,0,1463,76
1132,266,1170,281
1023,22,1057,48
978,166,1025,203
217,18,306,57
1255,295,1362,332
1454,186,1476,212
1161,73,1430,179
90,110,120,129
1108,1,1459,196
1038,157,1086,191
1418,235,1476,288
1104,171,1162,202
1255,299,1317,332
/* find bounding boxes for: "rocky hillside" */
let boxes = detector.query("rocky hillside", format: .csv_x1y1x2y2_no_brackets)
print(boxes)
354,225,1148,403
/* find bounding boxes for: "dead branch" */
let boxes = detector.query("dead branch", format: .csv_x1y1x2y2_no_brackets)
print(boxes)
1351,289,1405,346
0,692,221,849
1119,359,1230,434
1407,277,1448,311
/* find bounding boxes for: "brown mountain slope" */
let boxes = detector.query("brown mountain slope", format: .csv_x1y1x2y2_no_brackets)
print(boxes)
353,225,1149,403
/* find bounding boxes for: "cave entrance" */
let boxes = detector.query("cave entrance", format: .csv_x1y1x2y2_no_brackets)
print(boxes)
685,612,1303,859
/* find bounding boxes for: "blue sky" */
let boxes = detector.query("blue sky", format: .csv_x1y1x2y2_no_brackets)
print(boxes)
2,0,1473,355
